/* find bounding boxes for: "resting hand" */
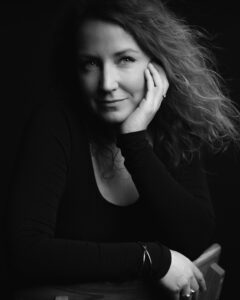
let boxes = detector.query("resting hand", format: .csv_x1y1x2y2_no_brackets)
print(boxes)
159,250,207,300
119,63,169,134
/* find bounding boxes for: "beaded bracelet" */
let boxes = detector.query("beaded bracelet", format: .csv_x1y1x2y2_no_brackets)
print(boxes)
138,242,153,277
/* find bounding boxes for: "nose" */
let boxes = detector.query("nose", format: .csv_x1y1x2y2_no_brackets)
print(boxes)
99,63,119,92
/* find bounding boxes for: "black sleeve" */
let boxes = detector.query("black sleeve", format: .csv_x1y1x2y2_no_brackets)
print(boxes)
117,130,216,259
7,105,171,284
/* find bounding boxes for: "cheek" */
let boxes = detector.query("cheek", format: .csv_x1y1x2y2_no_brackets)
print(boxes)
125,70,146,103
78,73,99,97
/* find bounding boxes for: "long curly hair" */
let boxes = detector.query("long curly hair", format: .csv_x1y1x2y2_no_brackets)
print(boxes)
49,0,240,166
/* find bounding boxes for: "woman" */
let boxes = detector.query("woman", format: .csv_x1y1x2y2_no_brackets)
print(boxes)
8,0,240,299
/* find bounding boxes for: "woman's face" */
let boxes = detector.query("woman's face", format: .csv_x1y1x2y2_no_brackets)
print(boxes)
77,20,150,124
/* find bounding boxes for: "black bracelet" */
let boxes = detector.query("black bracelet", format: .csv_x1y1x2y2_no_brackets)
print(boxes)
137,242,153,278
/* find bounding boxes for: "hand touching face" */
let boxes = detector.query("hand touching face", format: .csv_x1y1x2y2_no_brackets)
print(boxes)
120,62,169,133
77,19,168,128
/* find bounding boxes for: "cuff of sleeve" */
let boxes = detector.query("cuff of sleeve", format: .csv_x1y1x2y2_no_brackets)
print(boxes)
117,130,147,145
147,242,172,279
116,130,150,156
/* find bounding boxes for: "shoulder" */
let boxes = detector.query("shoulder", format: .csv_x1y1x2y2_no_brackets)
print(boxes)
169,151,209,185
17,98,89,166
26,97,86,140
29,98,70,130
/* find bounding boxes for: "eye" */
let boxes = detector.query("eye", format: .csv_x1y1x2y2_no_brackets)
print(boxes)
78,58,100,72
119,56,136,65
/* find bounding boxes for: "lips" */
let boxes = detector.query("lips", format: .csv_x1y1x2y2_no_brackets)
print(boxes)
98,98,127,106
99,98,127,103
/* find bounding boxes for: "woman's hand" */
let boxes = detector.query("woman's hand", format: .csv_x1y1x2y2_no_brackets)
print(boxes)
159,250,207,300
119,63,169,134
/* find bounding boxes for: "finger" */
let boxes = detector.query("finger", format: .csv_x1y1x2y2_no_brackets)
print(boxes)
193,265,207,292
190,276,199,292
181,293,192,300
144,68,154,101
180,282,191,299
172,291,180,300
145,68,154,90
149,63,169,96
148,63,165,101
191,289,199,300
147,64,166,112
190,277,199,300
148,63,163,88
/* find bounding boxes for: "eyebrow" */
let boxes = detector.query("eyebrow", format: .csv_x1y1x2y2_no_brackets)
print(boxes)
78,49,140,57
113,49,140,56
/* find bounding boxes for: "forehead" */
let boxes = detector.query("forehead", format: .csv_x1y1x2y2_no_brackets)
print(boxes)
77,20,142,54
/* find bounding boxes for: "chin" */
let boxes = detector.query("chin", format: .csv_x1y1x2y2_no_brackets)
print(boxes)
98,111,130,124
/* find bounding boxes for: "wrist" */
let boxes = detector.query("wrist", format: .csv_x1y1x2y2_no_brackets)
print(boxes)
119,122,147,134
116,130,148,150
137,242,153,279
137,242,171,281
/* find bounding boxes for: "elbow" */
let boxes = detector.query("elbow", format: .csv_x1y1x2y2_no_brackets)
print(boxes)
8,232,50,284
188,210,216,260
9,239,36,280
200,206,216,245
173,208,217,260
203,210,216,247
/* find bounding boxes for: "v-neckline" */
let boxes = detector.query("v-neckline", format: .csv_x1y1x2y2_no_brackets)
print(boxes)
89,143,139,207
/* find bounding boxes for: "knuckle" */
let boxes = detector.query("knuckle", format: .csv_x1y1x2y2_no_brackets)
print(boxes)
198,273,204,281
173,287,181,293
180,278,189,287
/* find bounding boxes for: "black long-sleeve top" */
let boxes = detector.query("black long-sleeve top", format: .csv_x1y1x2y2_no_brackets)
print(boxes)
7,98,215,286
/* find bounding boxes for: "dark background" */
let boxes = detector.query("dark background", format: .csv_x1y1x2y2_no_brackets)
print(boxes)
1,1,239,299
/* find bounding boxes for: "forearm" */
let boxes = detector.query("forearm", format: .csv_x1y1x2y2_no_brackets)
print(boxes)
9,232,171,284
117,131,216,258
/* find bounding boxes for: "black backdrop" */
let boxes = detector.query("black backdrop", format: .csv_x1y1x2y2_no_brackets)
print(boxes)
1,1,240,299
